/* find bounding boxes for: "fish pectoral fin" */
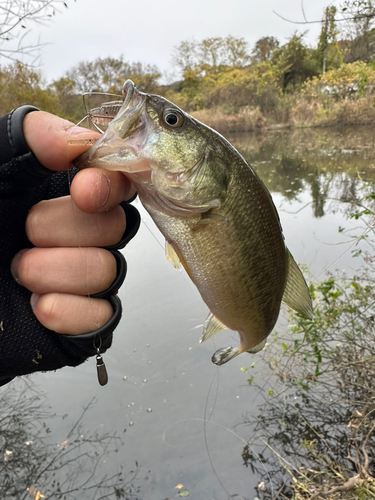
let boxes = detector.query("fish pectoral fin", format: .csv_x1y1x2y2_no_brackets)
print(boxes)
165,241,182,270
200,313,229,343
282,249,313,320
212,346,240,365
246,338,267,354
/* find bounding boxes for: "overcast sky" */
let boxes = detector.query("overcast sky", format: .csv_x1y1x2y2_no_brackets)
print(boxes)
7,0,337,83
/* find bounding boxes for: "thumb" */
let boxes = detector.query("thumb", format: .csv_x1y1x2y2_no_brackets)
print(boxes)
23,111,101,172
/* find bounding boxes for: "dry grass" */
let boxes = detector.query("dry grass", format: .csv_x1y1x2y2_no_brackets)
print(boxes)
191,105,267,133
188,93,375,133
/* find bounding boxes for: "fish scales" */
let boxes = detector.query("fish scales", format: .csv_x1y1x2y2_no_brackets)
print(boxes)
75,80,312,365
147,161,287,347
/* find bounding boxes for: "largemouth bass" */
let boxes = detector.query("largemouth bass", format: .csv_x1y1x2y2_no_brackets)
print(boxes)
76,80,313,365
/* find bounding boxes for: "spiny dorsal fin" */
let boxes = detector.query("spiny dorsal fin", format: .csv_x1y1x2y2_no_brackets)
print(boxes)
200,312,228,343
282,249,313,320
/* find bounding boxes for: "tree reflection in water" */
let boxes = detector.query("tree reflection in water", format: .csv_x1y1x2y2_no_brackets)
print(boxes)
0,380,147,499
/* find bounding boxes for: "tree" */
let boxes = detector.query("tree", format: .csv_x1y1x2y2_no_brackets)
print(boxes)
317,6,342,73
273,32,319,90
198,37,223,67
251,36,280,63
171,40,198,73
63,56,161,94
172,36,250,76
0,62,61,115
340,0,375,62
222,35,250,66
0,0,72,64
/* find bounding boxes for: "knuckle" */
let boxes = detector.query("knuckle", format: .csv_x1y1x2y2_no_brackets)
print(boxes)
18,249,38,287
89,249,117,291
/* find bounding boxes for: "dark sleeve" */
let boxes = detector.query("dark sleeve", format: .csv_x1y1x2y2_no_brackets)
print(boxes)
0,106,128,385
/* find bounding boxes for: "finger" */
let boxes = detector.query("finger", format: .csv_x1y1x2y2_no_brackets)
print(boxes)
23,111,101,171
31,293,113,335
70,168,136,214
13,247,116,296
26,196,126,247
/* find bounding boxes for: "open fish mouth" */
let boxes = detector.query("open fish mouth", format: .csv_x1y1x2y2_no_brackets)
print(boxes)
74,81,153,173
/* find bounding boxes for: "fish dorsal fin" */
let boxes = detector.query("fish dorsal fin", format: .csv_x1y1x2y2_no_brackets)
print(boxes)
282,249,313,320
165,241,182,270
200,312,229,343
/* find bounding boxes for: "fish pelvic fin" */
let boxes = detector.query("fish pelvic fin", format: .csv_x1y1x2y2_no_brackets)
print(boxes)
212,346,240,365
246,338,267,354
200,312,228,343
282,249,313,320
165,241,182,269
212,338,268,365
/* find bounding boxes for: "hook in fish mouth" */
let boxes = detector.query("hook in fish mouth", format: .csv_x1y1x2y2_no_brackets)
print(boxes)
73,82,153,173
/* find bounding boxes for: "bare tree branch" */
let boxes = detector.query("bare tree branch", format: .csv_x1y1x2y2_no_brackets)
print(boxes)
273,9,375,26
0,0,71,65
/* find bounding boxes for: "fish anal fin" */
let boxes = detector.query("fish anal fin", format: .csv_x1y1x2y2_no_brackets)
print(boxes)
282,249,313,320
200,312,229,343
165,241,182,270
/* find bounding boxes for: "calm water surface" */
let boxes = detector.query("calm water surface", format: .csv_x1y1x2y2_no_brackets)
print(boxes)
3,126,375,499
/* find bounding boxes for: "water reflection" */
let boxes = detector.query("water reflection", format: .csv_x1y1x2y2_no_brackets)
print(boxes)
0,379,147,499
6,125,375,499
230,126,375,219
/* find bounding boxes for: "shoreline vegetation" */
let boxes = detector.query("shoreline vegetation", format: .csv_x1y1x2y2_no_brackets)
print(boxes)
190,86,375,134
5,2,375,135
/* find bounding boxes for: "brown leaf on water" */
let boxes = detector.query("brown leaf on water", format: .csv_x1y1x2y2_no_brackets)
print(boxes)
175,484,184,489
27,486,45,499
58,439,69,450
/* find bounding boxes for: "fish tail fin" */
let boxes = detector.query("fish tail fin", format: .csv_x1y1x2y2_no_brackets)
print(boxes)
212,346,240,365
282,249,313,320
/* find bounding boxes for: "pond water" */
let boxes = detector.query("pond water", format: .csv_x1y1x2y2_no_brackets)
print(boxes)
3,126,375,500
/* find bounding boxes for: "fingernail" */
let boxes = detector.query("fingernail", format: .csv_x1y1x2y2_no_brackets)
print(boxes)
96,171,111,211
66,124,100,136
30,293,40,311
10,249,29,284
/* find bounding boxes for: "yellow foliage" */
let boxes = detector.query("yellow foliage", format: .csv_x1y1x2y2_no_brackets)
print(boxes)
304,62,375,98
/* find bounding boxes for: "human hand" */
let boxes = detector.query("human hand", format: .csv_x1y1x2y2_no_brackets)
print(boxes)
0,107,140,383
12,110,136,335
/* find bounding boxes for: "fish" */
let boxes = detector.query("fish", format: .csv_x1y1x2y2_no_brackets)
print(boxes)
75,79,313,365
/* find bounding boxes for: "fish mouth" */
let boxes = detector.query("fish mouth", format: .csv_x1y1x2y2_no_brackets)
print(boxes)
75,80,154,173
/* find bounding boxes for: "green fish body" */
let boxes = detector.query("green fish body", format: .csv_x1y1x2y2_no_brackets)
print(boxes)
76,80,313,365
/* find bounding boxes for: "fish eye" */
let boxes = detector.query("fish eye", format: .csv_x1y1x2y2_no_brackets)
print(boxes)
163,109,184,128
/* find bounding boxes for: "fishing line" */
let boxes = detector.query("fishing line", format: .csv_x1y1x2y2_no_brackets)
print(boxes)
203,367,275,499
203,369,232,498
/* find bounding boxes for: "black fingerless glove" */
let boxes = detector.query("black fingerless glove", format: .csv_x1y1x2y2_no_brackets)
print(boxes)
0,106,140,386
